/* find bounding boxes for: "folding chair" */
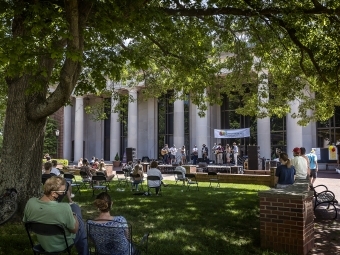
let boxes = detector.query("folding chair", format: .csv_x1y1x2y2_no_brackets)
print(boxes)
116,170,129,188
87,220,149,255
63,174,81,195
147,176,162,196
25,221,73,255
208,172,220,188
130,174,144,191
79,171,92,189
173,171,186,185
185,174,199,191
91,175,109,196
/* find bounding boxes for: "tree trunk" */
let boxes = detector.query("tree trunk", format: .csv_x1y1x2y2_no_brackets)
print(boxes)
0,76,47,214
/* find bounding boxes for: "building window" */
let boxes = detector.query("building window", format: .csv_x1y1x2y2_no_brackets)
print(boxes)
120,94,128,160
184,95,190,161
271,116,286,159
158,92,174,159
220,95,257,155
317,106,340,147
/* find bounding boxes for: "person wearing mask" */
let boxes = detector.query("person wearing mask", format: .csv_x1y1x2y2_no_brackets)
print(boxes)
23,176,88,255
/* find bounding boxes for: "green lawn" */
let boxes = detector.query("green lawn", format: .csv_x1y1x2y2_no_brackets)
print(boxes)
0,181,291,255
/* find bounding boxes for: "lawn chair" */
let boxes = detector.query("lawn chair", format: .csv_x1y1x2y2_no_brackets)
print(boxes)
185,174,199,191
116,170,129,188
87,220,149,255
173,170,186,185
79,171,92,189
63,174,81,195
147,176,162,196
91,175,109,196
130,173,144,191
25,221,73,255
208,172,220,188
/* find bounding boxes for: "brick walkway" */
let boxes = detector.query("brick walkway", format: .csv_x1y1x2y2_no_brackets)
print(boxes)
308,170,340,255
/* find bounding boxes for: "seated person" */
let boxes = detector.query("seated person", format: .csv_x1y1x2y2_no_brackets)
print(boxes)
131,165,144,191
51,160,61,176
92,158,100,169
275,152,296,189
42,161,74,204
98,162,115,181
147,161,164,194
175,162,186,185
87,192,134,254
80,158,94,179
123,161,133,177
23,176,88,255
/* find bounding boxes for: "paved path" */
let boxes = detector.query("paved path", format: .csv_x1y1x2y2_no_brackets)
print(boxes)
308,170,340,255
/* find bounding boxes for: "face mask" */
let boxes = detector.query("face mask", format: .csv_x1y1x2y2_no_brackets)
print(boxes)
55,192,67,203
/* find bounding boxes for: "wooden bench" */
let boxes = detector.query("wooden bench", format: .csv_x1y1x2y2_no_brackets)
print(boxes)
312,184,338,219
325,163,338,170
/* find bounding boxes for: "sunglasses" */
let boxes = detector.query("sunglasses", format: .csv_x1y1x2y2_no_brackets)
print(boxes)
53,189,67,195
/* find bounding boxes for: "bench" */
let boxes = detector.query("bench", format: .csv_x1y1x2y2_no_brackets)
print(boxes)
325,163,338,170
312,184,338,219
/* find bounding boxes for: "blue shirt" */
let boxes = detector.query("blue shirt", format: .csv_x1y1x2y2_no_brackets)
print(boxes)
307,153,317,170
275,164,296,185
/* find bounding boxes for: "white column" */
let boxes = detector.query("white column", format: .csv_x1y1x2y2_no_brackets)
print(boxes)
74,96,84,162
287,100,303,157
110,97,121,161
63,104,72,161
147,98,157,159
128,89,138,155
257,70,271,159
195,105,208,155
174,98,185,148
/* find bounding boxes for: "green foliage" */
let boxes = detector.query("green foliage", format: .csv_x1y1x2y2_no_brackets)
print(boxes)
43,117,58,157
42,158,68,166
1,182,293,255
114,152,120,161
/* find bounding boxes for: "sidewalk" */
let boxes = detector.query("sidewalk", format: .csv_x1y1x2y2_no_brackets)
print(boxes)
308,170,340,255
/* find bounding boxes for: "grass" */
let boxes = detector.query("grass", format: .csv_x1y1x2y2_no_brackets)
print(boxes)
0,180,292,255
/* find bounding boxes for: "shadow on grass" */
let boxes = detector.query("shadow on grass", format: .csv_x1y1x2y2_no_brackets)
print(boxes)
0,181,289,255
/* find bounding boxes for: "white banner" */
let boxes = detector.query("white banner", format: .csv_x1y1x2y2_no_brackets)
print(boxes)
214,128,250,138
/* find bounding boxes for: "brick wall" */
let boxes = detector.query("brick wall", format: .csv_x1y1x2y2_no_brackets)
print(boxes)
259,179,314,255
195,169,276,187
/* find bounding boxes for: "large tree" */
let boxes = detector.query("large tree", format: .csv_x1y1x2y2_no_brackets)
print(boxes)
1,0,340,212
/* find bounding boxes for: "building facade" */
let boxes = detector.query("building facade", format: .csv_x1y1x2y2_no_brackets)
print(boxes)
60,85,340,164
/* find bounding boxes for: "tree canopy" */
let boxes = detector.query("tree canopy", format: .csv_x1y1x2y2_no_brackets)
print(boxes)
1,0,340,208
1,1,340,124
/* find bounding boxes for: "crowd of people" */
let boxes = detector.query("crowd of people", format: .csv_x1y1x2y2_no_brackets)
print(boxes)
274,147,318,189
161,142,240,166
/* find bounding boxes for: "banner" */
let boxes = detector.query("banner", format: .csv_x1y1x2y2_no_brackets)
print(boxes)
214,128,250,138
328,145,338,160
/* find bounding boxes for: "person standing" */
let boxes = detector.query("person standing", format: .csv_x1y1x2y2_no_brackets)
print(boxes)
169,145,178,164
307,149,318,186
225,144,231,164
192,145,198,165
181,145,187,164
216,143,224,165
212,143,218,164
161,144,169,164
202,144,209,163
300,147,310,177
290,147,308,179
232,142,239,165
